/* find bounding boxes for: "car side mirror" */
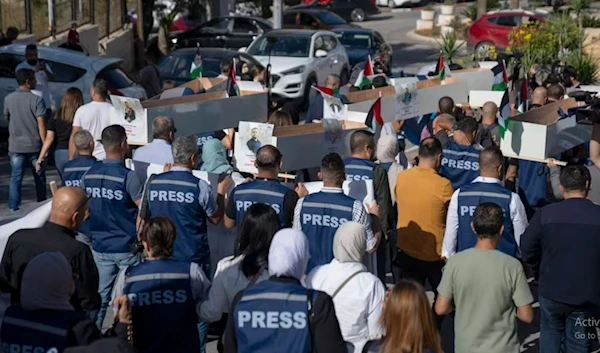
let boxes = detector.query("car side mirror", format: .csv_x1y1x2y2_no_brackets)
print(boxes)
315,49,328,58
239,47,247,52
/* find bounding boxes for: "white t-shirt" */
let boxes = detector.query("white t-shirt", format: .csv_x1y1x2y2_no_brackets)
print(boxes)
15,61,54,110
73,101,112,160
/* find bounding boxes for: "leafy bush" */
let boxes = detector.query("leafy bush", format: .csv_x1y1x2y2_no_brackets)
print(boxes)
582,14,600,28
462,3,478,21
435,31,465,64
566,51,600,84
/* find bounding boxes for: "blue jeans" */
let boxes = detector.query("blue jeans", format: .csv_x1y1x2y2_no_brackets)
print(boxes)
539,295,590,353
8,151,46,211
92,250,140,329
54,148,69,179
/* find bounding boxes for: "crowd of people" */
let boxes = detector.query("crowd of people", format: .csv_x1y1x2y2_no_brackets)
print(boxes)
2,43,600,353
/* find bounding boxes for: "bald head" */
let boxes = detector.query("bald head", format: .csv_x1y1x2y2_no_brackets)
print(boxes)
439,96,455,114
152,116,176,142
532,87,548,105
481,102,498,124
50,187,89,230
547,84,565,102
256,145,282,171
326,74,340,90
479,146,504,178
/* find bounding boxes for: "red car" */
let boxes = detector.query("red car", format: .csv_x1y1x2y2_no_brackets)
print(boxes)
467,10,548,55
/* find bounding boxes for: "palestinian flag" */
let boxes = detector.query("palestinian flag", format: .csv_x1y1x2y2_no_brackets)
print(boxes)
498,89,511,140
354,56,374,89
312,86,337,97
517,78,528,113
190,48,203,80
227,58,239,97
365,97,383,132
435,54,445,81
491,60,508,91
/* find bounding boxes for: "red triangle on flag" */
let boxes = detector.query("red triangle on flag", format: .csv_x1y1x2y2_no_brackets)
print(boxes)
364,56,374,77
373,97,383,126
313,86,334,97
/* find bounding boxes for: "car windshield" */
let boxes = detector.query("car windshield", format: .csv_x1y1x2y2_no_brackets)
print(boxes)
336,32,372,49
247,36,311,57
96,67,133,89
158,53,222,79
315,11,347,25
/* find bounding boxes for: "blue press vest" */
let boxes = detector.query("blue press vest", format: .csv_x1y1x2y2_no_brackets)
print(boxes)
196,132,216,169
517,160,548,208
299,191,355,272
344,157,376,181
62,156,97,236
84,161,138,253
1,305,83,353
457,182,517,256
440,142,482,190
147,171,208,263
234,280,314,353
124,259,199,353
232,179,289,227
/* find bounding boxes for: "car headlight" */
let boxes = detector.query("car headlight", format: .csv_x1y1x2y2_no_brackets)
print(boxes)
281,66,305,75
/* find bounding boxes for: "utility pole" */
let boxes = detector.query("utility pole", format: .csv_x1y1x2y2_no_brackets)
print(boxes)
273,0,282,29
136,0,145,43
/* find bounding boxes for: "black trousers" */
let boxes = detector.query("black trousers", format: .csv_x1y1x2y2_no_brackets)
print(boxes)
396,250,445,328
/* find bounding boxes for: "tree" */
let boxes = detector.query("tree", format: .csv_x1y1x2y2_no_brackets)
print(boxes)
509,0,519,9
477,0,487,19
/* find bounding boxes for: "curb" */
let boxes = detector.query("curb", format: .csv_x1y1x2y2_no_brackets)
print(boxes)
391,8,413,12
406,29,467,46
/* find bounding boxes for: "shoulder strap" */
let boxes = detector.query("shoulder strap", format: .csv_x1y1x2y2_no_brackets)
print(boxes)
331,270,364,299
139,174,157,220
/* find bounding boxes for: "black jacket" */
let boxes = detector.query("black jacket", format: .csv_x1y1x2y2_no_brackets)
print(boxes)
223,276,347,353
0,222,101,313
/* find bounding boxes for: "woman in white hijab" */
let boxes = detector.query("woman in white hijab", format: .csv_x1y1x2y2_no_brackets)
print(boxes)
305,222,386,353
0,252,128,351
224,228,348,353
376,135,406,205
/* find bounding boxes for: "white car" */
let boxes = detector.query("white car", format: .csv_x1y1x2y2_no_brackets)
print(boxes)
376,0,419,9
244,29,350,108
0,44,147,129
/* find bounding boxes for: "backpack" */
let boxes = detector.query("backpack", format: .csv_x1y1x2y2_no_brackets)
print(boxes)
476,122,499,148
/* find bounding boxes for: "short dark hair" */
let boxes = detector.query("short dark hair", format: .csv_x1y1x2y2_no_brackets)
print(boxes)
350,130,375,154
92,79,108,99
140,217,176,258
256,145,282,170
25,44,37,52
418,137,442,159
438,96,455,114
220,58,233,74
560,165,591,193
564,65,578,80
321,153,345,183
101,125,127,152
472,203,504,238
458,117,479,135
547,84,565,100
479,146,504,171
372,76,388,88
544,74,560,86
16,68,34,86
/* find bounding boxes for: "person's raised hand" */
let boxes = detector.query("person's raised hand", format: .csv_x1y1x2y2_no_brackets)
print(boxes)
295,182,308,198
461,102,472,113
113,294,132,324
217,175,233,195
163,163,173,172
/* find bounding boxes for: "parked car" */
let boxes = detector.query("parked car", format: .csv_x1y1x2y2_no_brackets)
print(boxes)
173,16,273,50
157,48,262,87
297,0,379,22
375,0,419,9
467,9,548,55
0,45,146,129
331,28,390,69
282,8,359,30
243,29,350,108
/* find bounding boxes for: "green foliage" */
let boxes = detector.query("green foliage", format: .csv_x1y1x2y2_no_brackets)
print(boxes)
582,14,600,28
572,0,592,14
423,5,435,10
435,31,465,64
566,51,600,84
461,0,500,21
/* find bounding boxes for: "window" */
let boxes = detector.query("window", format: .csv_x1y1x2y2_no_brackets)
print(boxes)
96,67,134,89
247,36,311,57
283,13,297,25
314,36,326,52
315,11,347,25
521,16,539,26
46,61,86,83
323,35,338,51
300,14,318,27
492,15,518,27
233,18,259,34
0,53,20,78
196,18,229,33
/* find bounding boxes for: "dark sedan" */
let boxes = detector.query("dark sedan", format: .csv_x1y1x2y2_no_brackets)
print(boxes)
332,28,391,68
157,48,261,87
282,8,360,30
173,16,273,50
297,0,379,22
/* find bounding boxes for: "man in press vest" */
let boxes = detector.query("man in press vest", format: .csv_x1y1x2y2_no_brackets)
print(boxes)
119,217,211,353
344,130,392,282
82,124,144,328
144,135,232,270
224,145,307,229
293,153,379,272
62,129,97,187
440,117,483,190
442,147,528,258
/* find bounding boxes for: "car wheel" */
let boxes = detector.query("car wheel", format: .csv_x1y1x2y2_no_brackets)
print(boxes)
300,75,317,111
350,8,366,22
388,0,396,8
475,41,494,56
